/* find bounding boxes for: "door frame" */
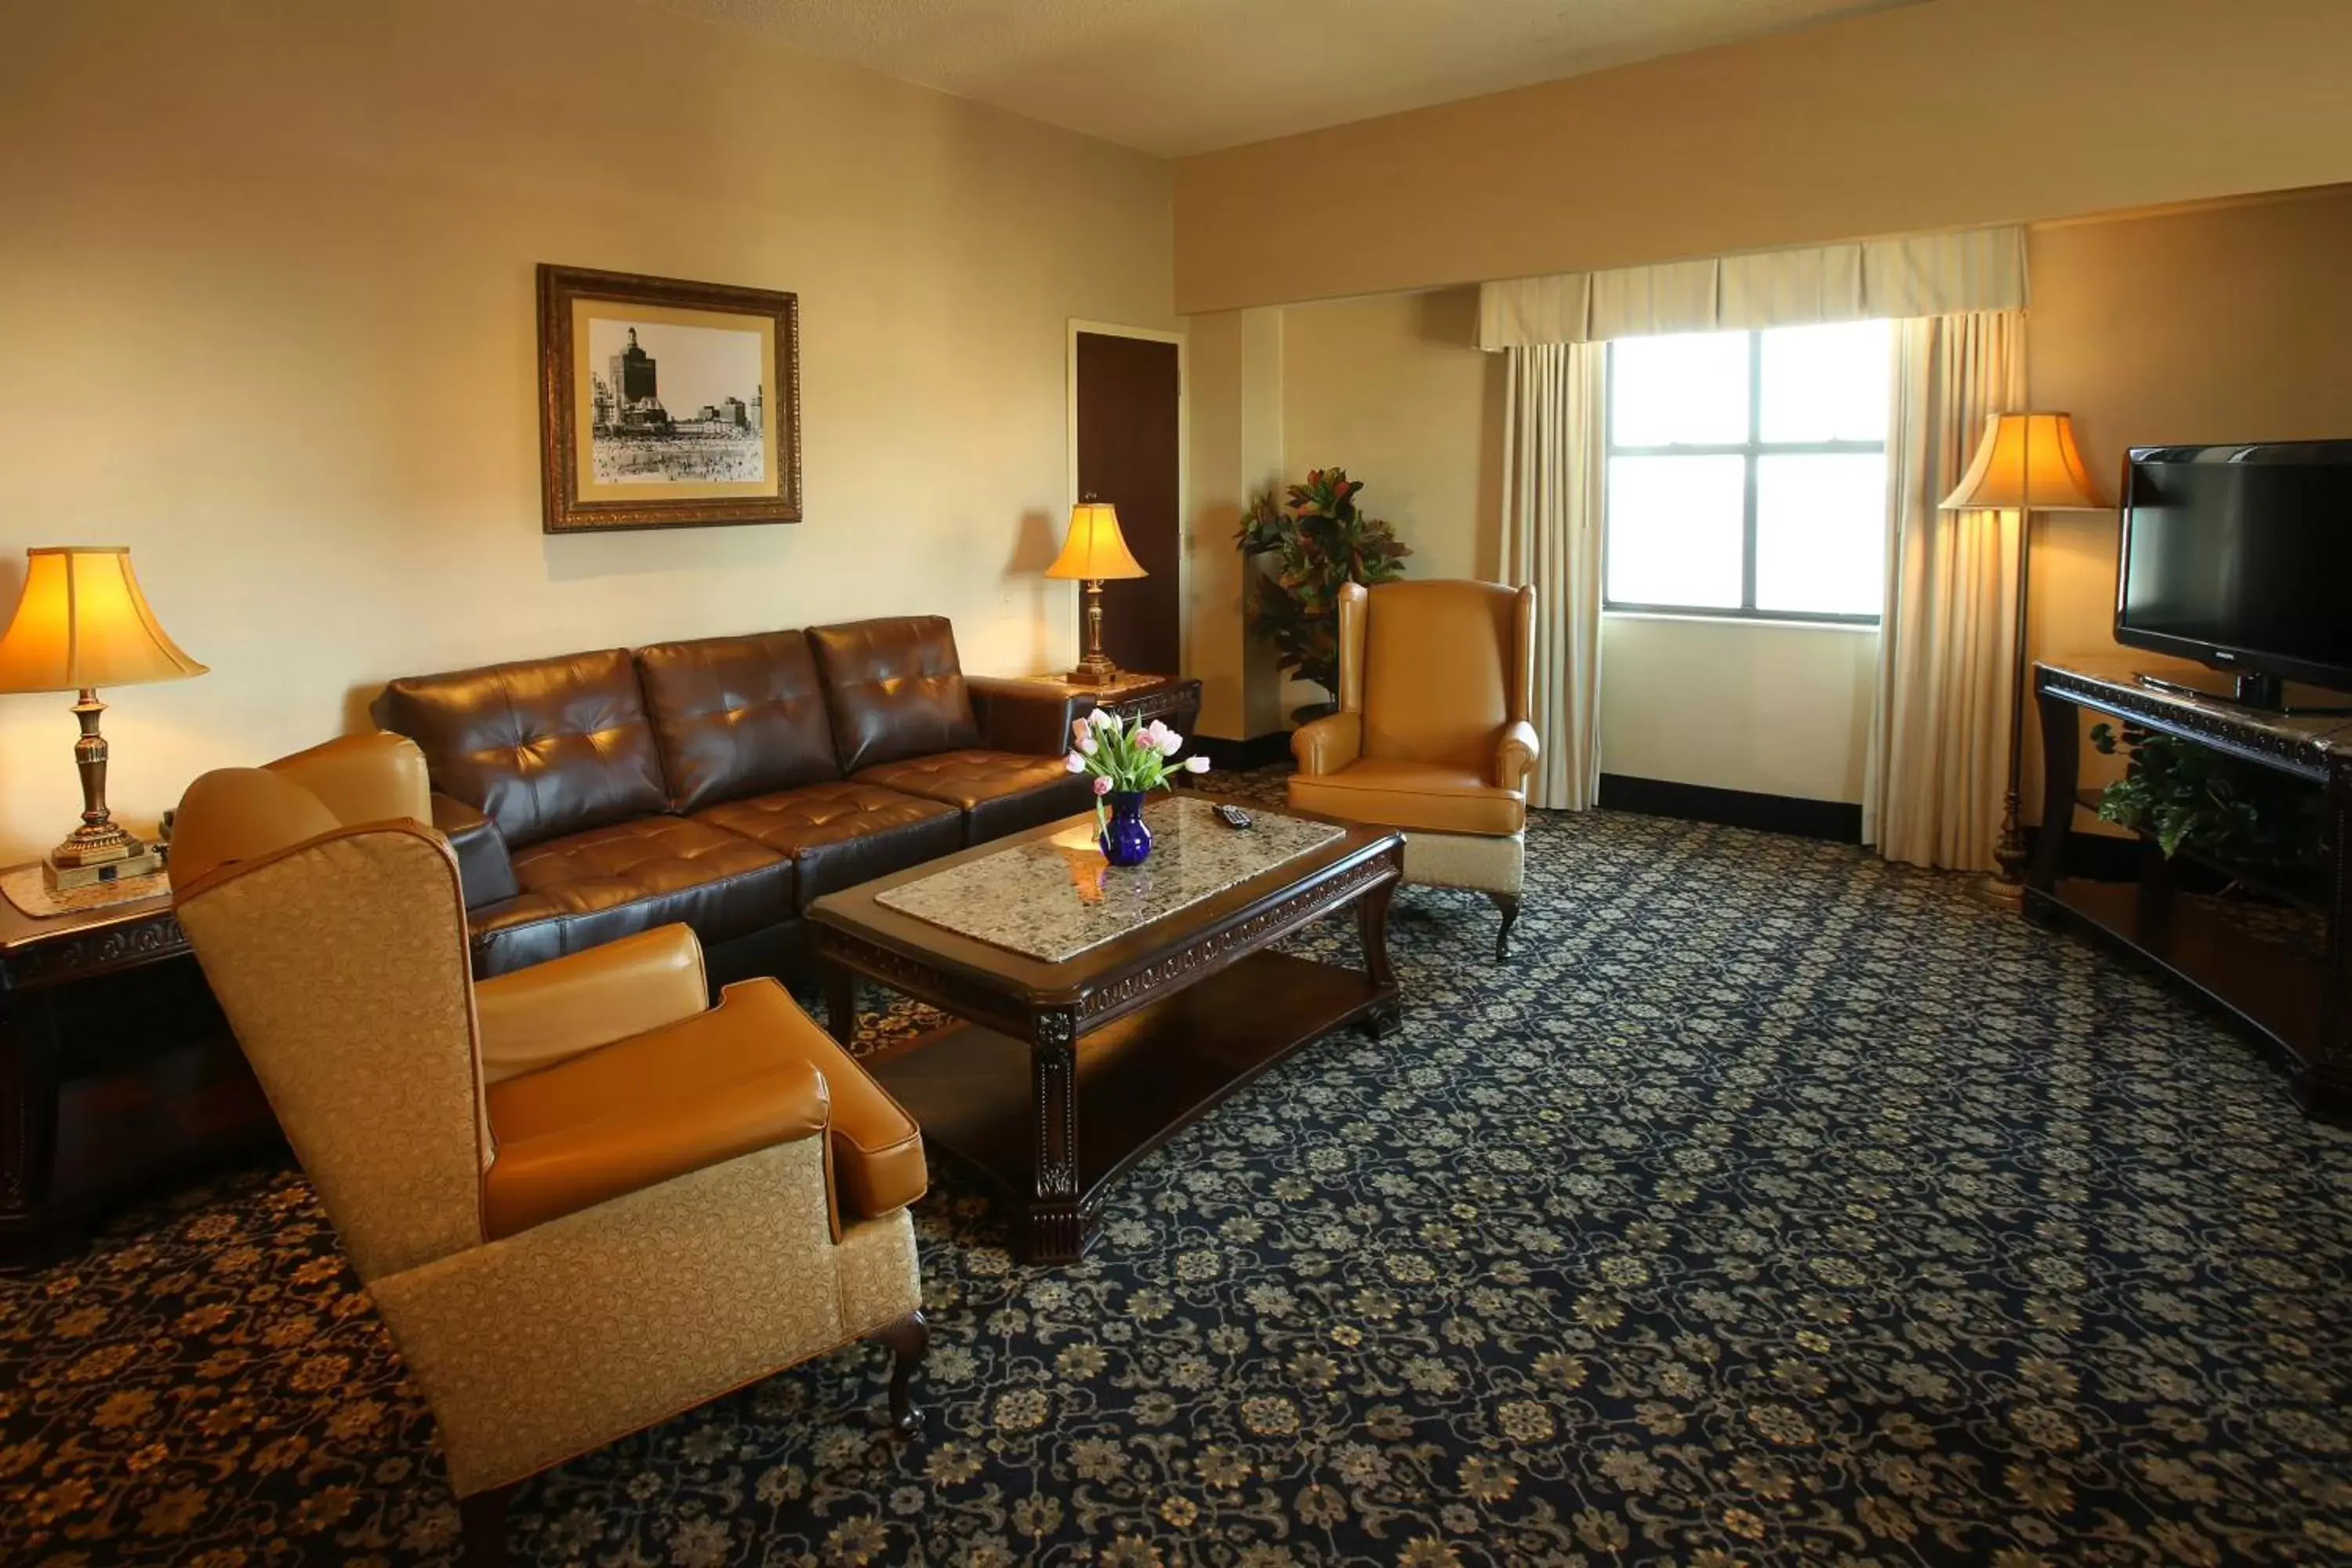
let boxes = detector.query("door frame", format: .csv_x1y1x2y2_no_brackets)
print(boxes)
1067,319,1189,675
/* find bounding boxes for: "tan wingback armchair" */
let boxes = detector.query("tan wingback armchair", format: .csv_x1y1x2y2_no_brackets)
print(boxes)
1287,580,1540,959
170,733,927,1565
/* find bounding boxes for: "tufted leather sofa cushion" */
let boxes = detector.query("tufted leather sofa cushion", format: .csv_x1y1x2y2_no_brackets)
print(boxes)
805,617,981,775
372,648,668,851
634,630,841,815
465,816,793,975
853,749,1095,845
695,781,963,911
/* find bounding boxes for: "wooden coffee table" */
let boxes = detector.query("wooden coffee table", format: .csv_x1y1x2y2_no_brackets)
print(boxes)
809,797,1403,1263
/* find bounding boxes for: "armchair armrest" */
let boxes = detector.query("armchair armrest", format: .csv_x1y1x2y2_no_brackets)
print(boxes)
482,1055,828,1240
967,674,1082,757
431,793,520,909
1496,720,1541,795
474,925,710,1086
1291,711,1363,776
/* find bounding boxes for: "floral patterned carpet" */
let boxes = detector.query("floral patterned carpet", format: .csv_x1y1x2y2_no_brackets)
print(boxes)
5,780,2352,1566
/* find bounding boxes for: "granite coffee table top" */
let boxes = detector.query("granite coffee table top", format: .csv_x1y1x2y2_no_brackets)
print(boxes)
873,796,1345,963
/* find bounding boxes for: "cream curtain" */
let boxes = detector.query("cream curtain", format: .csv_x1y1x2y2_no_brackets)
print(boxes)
1864,311,2028,869
1500,343,1607,811
1479,226,2027,347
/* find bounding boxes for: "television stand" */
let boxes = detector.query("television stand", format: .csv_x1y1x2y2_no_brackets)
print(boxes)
2134,669,2352,718
2031,656,2351,1123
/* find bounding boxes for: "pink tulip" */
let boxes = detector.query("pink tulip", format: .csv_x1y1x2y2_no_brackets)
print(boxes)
1091,775,1113,796
1080,735,1098,756
1070,717,1091,746
1064,751,1086,773
1183,755,1211,773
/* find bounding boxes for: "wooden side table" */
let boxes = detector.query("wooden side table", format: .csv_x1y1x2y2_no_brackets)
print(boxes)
0,876,274,1265
968,672,1203,770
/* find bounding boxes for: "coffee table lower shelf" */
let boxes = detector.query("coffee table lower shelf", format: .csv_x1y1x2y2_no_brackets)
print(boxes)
860,949,1393,1262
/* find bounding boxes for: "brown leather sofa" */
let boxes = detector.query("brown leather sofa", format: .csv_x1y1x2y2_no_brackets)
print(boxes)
372,615,1091,979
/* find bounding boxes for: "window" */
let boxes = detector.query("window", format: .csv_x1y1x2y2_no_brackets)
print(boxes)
1604,319,1890,622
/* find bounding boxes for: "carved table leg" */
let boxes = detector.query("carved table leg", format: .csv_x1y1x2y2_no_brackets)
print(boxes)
868,1308,930,1432
0,987,67,1265
1357,876,1403,1039
2311,760,2352,1125
2024,682,2079,926
824,963,856,1049
1020,1007,1085,1264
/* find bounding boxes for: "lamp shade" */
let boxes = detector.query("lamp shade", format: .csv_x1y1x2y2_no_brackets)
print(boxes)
1044,502,1148,581
1940,411,2111,512
0,546,209,694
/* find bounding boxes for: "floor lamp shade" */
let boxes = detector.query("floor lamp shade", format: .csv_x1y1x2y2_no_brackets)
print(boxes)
0,546,207,880
1940,411,2111,513
1047,502,1148,686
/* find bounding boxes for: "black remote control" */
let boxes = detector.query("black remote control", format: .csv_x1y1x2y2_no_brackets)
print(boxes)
1214,804,1254,829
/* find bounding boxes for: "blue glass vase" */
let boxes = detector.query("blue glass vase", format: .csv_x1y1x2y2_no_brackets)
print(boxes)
1098,790,1152,867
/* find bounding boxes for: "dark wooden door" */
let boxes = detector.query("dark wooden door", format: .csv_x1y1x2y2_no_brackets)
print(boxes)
1075,332,1181,677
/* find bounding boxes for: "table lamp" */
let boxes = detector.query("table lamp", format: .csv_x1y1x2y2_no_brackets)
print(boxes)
1045,497,1147,686
0,546,209,888
1940,411,2111,887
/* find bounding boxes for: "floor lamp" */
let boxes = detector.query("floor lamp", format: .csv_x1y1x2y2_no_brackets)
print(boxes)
1940,411,2111,887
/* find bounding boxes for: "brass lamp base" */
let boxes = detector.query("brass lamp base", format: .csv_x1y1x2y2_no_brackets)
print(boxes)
1065,578,1123,687
50,820,142,869
39,686,148,887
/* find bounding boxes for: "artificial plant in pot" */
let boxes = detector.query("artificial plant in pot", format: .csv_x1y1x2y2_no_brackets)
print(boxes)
1236,467,1411,723
2089,720,2325,866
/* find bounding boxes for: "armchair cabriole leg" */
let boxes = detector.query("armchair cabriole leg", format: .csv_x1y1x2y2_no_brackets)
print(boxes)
458,1482,515,1568
1489,893,1521,963
870,1309,930,1433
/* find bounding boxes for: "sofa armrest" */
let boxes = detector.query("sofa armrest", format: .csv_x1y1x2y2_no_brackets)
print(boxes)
474,925,710,1085
430,793,519,909
1496,720,1542,795
1291,712,1363,776
967,675,1081,757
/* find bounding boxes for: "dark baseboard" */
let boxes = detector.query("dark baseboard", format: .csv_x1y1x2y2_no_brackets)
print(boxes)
1596,773,1862,844
1193,732,1292,772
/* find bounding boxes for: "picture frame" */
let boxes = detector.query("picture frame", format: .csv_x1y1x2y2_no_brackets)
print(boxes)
536,263,803,534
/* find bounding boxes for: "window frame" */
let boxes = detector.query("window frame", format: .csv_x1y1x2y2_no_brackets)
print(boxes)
1602,325,1886,626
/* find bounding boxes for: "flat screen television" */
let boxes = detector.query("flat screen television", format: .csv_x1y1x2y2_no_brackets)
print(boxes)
2114,440,2352,705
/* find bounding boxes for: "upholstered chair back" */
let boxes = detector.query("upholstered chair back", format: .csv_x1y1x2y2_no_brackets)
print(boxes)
1348,580,1535,771
174,742,490,1283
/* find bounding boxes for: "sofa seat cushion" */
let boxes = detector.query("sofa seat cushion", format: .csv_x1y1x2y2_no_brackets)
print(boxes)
1287,760,1526,837
483,976,925,1238
465,817,793,975
694,782,964,910
851,750,1095,844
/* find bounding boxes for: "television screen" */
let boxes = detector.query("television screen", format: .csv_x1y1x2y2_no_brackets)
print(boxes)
2115,441,2352,691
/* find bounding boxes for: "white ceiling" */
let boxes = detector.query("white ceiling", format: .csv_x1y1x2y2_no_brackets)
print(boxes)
650,0,1917,158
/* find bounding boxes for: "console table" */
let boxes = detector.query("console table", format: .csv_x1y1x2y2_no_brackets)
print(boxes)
0,877,274,1265
2027,655,2352,1121
967,672,1202,768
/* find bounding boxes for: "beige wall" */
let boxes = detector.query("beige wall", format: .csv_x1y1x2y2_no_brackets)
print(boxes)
1600,618,1878,801
1173,0,2352,313
0,0,1174,862
1279,290,1504,583
2024,183,2352,822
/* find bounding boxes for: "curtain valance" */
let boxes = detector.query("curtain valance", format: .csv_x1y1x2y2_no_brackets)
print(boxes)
1476,227,2027,349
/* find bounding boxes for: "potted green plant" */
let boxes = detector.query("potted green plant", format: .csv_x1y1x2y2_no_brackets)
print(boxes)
1235,467,1411,721
2089,720,2325,866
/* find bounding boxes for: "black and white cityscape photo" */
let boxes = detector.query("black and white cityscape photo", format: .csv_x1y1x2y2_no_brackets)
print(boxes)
585,316,767,485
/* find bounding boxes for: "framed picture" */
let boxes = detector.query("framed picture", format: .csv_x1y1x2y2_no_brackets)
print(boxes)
536,263,803,533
